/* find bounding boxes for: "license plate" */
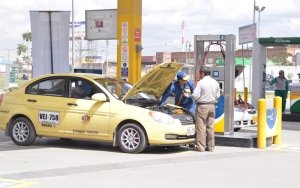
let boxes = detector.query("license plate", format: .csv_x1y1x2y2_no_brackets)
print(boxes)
187,127,195,136
39,111,60,125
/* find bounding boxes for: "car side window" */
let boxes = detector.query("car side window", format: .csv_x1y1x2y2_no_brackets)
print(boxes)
27,78,65,97
69,78,101,99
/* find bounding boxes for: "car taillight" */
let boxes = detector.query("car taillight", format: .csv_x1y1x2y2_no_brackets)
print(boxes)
0,94,3,106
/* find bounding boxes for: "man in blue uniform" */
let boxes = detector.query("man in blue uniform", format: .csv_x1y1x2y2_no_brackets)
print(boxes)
160,71,196,115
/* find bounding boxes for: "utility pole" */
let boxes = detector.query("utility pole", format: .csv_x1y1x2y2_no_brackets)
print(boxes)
253,0,256,23
71,0,75,72
185,41,191,64
106,40,109,75
181,20,185,52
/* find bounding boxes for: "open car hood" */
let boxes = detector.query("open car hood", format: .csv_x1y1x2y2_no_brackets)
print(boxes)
122,62,184,100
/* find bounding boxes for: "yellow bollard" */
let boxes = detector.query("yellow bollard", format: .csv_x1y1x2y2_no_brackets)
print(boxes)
273,97,282,144
244,87,248,103
257,99,267,149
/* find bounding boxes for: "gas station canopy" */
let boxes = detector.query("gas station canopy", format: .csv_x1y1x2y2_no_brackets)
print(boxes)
259,37,300,45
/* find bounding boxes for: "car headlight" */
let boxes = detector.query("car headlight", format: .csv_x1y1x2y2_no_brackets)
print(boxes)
148,111,175,124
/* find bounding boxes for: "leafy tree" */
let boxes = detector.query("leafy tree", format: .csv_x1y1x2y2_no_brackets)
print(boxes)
16,32,32,79
22,32,32,42
17,44,27,56
271,52,293,66
17,31,32,57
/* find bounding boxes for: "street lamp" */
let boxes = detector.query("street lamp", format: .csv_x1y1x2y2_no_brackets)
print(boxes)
253,0,256,24
185,41,191,64
255,5,266,38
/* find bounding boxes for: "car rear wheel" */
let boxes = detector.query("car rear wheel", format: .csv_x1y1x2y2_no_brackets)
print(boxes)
117,123,147,153
9,117,36,146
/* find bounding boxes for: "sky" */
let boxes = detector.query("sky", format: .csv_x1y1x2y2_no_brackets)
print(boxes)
0,0,300,62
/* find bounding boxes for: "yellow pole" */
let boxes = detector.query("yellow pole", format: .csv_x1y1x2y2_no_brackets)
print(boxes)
244,87,248,103
257,99,267,149
234,88,237,101
117,0,142,84
273,96,282,144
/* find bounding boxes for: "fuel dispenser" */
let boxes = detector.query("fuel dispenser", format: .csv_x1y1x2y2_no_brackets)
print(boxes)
194,34,236,134
209,66,226,133
210,66,225,93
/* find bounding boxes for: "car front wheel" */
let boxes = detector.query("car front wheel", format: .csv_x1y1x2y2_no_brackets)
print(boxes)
117,123,147,153
9,117,36,146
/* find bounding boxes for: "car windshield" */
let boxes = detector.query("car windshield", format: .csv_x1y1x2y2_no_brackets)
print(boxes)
94,78,154,100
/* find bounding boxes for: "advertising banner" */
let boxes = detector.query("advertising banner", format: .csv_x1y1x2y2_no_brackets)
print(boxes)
30,11,70,77
238,23,257,45
85,9,117,40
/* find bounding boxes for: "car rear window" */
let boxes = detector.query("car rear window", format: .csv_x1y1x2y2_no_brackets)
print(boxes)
27,79,65,96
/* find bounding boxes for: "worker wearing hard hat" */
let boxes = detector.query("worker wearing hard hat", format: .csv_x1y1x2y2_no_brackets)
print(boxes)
160,70,196,115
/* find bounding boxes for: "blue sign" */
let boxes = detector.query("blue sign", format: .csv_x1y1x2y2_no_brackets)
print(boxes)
266,109,277,130
121,67,128,77
215,95,224,119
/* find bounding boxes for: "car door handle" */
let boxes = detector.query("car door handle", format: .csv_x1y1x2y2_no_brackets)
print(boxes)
67,103,78,106
27,99,37,103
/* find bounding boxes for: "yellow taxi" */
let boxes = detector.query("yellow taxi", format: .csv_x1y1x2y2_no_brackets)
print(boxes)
0,62,195,153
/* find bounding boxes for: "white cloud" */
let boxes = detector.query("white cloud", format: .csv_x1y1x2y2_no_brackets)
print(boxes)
0,0,299,59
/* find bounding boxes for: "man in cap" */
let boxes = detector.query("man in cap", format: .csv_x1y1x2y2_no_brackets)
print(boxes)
192,66,220,152
160,70,196,115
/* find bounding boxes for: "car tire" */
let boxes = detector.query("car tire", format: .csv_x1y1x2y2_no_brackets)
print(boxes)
9,117,36,146
234,128,241,132
117,123,147,153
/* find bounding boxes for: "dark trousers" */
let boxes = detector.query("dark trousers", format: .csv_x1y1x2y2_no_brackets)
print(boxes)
274,90,287,112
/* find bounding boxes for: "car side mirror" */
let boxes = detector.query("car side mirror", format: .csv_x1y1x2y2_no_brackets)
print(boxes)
92,93,107,102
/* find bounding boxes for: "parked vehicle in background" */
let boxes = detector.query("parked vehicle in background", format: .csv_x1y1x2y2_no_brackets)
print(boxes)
234,95,257,131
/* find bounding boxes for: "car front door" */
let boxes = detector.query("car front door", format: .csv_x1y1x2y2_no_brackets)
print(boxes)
63,78,110,140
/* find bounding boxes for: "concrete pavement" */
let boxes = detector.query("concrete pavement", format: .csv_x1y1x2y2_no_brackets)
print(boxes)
0,122,300,188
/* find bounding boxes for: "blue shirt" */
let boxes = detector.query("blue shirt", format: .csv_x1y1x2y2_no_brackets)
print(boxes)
160,80,196,115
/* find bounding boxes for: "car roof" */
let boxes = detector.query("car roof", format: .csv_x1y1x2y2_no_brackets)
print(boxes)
35,73,106,79
15,73,114,91
25,73,118,84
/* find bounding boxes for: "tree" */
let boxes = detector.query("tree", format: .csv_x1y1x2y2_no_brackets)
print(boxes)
17,44,27,56
16,32,32,79
271,52,293,66
22,32,32,42
16,31,32,57
17,44,30,63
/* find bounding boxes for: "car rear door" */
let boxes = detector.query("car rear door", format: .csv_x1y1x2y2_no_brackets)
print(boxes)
25,77,67,137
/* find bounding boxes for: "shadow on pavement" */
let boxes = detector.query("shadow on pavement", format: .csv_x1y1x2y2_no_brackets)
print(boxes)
0,136,191,154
